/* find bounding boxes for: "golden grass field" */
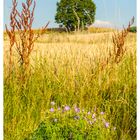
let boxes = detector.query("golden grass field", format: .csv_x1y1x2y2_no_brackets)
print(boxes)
4,31,136,71
4,30,136,140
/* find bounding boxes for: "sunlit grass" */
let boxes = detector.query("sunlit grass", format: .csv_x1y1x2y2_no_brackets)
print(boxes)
4,31,136,140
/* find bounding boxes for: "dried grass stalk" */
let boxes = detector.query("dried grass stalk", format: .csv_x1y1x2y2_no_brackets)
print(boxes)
100,17,135,71
5,0,49,78
5,0,17,73
112,17,134,63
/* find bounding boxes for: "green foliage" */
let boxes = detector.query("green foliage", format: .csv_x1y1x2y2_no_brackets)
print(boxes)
55,0,96,31
25,108,117,140
129,26,137,33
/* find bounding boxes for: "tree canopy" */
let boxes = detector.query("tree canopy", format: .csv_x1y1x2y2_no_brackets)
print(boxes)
55,0,96,31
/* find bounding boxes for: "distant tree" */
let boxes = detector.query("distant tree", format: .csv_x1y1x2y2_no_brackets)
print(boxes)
55,0,96,32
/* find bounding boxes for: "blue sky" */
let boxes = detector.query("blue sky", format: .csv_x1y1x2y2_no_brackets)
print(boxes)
4,0,136,29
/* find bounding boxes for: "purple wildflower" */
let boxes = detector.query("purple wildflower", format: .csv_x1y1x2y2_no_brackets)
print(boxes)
50,108,54,112
58,107,61,111
87,111,91,115
64,105,70,111
100,112,104,115
105,122,109,128
74,107,80,113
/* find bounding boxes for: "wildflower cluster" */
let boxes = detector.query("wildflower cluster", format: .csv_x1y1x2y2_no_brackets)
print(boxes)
48,102,115,129
26,101,117,139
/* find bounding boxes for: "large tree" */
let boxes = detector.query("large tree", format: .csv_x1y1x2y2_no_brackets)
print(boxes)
55,0,96,31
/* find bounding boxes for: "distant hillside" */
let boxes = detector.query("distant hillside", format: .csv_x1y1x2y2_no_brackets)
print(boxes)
4,26,116,37
87,26,115,33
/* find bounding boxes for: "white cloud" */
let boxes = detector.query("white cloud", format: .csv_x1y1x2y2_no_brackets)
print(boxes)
92,20,114,28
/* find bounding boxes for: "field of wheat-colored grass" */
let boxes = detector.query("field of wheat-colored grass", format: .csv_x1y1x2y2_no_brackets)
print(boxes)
4,32,136,69
4,31,136,140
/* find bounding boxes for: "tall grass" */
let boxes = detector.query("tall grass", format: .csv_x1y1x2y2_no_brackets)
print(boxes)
5,0,49,79
4,31,136,139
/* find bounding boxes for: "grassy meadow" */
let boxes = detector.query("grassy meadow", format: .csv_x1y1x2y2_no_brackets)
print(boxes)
4,30,136,140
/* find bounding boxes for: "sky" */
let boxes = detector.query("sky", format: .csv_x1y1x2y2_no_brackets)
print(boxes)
4,0,136,29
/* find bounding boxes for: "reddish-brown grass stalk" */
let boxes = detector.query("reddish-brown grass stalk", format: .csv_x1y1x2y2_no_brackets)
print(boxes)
112,16,134,63
5,0,17,74
5,0,49,78
100,17,135,71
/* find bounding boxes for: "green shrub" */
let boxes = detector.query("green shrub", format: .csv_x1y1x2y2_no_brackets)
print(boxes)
25,106,117,140
129,26,137,33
